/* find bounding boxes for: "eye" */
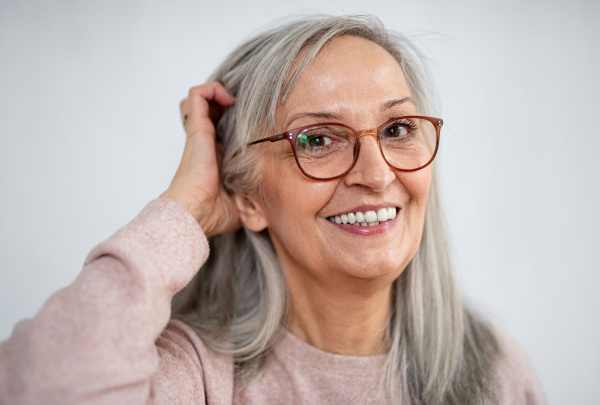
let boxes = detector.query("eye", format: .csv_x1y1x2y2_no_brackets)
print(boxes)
295,126,352,157
382,122,412,139
298,130,340,149
304,134,332,147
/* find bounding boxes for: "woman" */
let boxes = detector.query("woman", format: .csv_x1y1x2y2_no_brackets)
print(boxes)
0,15,545,404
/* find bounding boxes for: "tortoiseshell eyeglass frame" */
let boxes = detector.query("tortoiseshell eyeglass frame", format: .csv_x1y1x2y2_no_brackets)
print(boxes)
246,115,443,181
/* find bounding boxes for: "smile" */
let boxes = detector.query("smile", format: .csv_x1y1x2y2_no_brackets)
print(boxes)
327,207,397,227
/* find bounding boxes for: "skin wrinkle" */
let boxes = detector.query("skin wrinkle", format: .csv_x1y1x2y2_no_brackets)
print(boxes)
282,97,415,132
242,36,430,356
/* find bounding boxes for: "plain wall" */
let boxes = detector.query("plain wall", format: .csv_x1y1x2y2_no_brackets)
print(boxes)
1,0,598,403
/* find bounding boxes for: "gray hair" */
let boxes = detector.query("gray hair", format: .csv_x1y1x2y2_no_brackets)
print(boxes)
172,15,500,404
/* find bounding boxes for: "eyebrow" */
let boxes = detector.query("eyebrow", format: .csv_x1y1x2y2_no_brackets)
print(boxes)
381,97,415,111
284,97,416,129
284,112,339,130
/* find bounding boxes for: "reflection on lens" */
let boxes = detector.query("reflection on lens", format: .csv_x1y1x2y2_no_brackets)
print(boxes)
295,125,355,179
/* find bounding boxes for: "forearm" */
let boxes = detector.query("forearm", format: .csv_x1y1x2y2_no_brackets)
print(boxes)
0,198,208,404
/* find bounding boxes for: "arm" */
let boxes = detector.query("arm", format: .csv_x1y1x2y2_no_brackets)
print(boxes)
0,82,238,404
0,199,210,404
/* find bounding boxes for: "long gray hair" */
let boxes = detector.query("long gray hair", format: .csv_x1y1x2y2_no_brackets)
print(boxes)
172,15,500,404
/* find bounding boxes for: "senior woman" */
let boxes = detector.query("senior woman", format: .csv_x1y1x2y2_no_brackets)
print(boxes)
0,15,545,404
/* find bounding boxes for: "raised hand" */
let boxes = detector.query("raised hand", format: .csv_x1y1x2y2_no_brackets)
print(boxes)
160,82,240,237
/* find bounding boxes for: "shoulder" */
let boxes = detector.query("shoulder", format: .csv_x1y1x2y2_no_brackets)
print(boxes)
493,326,547,405
152,319,234,404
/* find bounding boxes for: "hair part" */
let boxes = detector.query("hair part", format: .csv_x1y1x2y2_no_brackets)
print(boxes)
172,14,500,404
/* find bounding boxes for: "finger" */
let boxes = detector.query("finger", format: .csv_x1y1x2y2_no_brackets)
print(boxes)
187,82,234,126
180,98,189,115
208,102,227,123
179,98,190,130
209,82,235,106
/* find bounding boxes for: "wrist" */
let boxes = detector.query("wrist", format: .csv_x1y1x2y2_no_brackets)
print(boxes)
158,191,207,225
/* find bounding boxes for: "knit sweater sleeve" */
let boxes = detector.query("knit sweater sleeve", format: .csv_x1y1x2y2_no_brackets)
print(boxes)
0,198,232,404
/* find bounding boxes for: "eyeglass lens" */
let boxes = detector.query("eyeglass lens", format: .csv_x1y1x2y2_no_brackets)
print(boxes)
293,117,437,179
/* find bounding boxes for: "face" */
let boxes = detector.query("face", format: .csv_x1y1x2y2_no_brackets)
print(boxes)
244,36,431,288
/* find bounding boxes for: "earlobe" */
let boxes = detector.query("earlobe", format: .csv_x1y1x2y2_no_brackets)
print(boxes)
232,193,269,232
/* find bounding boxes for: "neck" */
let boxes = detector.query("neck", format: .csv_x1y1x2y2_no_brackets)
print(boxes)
284,269,393,356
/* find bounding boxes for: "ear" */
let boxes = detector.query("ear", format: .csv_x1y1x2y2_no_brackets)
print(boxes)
232,192,269,232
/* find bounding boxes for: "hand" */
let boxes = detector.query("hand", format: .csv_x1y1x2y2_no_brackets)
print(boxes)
160,82,240,237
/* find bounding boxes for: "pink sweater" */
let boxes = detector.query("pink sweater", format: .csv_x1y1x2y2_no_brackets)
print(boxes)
0,199,547,404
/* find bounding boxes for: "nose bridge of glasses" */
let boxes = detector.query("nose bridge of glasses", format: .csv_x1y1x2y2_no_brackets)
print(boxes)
357,128,377,140
354,128,385,163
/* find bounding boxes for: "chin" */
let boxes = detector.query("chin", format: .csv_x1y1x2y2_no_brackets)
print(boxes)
336,255,408,282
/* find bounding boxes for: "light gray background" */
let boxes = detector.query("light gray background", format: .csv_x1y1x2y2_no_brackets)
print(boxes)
1,0,598,403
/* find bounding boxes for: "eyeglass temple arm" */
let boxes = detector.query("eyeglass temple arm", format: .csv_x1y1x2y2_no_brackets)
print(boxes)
247,133,287,146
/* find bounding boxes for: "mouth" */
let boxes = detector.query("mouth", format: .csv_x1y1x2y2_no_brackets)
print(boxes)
326,206,398,227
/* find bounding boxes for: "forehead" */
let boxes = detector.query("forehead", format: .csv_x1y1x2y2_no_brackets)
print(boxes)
278,35,413,128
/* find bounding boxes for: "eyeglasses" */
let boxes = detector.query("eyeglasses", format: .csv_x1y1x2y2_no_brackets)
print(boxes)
247,116,443,181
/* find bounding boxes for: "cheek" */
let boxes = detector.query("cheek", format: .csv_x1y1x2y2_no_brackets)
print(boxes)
398,168,431,242
402,168,431,207
260,158,336,231
261,172,339,270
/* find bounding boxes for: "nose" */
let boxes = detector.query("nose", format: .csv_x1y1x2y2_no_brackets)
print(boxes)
343,132,396,191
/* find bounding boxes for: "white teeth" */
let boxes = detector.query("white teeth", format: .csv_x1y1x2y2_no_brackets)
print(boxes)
364,210,377,222
347,212,356,224
377,208,388,222
327,207,398,226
